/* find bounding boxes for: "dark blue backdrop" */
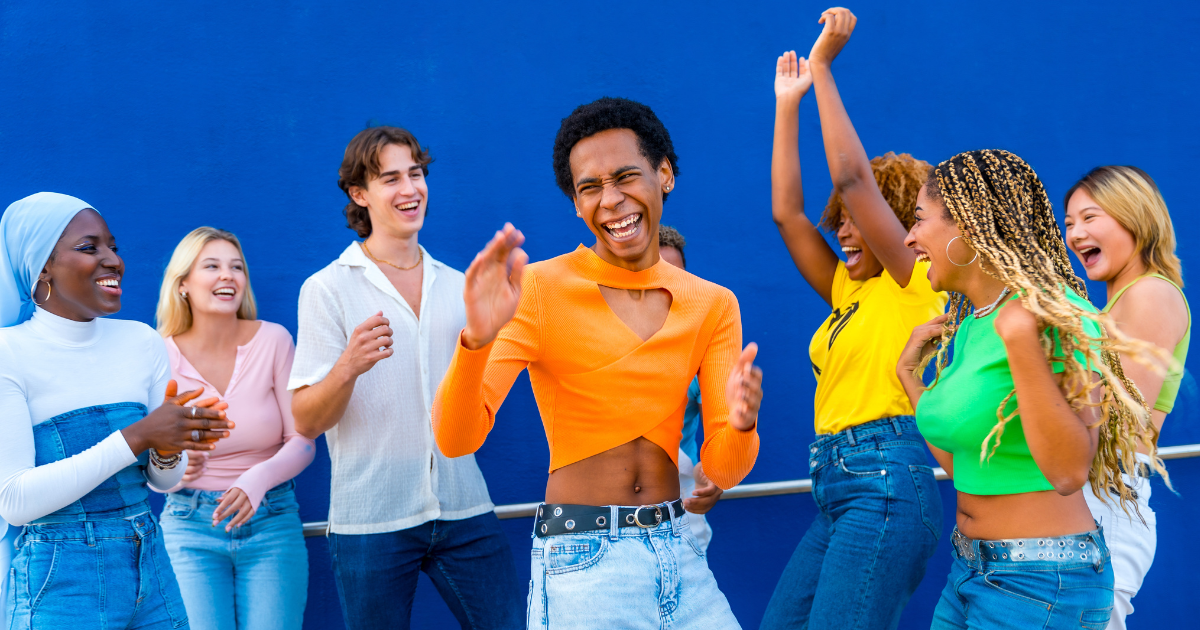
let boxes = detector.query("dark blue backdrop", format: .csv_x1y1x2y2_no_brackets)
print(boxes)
2,1,1197,627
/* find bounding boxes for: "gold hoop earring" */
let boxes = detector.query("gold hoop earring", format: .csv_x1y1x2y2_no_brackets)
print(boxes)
946,236,979,267
33,279,52,306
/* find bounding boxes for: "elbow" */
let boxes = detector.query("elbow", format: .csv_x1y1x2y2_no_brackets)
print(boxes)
1049,473,1089,496
831,171,867,195
434,433,479,459
294,423,323,441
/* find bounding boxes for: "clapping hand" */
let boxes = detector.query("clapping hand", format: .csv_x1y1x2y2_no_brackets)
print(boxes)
462,224,528,350
726,343,764,432
683,462,724,514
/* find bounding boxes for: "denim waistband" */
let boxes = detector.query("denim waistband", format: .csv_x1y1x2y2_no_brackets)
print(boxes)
809,416,922,458
19,510,157,544
170,479,295,506
950,526,1109,572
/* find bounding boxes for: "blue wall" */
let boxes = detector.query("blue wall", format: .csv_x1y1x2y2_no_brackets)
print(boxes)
3,1,1197,627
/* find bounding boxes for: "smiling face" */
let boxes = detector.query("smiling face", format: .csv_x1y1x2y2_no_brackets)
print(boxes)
39,209,124,321
1064,188,1140,282
349,143,428,240
569,129,674,270
179,239,246,319
835,211,884,281
904,185,973,293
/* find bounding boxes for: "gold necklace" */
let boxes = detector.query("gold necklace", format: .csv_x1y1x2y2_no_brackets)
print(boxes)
362,241,423,271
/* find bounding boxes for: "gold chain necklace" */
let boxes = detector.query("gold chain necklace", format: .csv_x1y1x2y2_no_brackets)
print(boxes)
362,241,423,271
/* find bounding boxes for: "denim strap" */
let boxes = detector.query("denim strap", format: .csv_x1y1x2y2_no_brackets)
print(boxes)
84,521,96,547
891,417,903,435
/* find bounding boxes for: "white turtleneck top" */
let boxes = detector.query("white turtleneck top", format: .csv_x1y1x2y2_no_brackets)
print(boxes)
0,308,187,526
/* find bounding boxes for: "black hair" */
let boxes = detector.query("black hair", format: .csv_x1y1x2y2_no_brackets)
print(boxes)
552,97,679,200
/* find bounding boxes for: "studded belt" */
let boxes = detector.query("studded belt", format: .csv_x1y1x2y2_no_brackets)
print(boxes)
951,527,1104,564
534,500,685,538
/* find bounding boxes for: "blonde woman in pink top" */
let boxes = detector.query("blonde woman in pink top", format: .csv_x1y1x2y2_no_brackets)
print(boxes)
156,227,316,630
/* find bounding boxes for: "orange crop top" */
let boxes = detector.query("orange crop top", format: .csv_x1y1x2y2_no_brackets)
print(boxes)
432,246,760,490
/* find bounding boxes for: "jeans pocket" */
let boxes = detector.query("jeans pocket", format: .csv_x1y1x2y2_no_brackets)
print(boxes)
982,570,1054,611
264,488,300,515
544,537,609,575
1080,607,1113,630
24,542,59,614
163,493,195,519
838,450,887,477
909,465,942,541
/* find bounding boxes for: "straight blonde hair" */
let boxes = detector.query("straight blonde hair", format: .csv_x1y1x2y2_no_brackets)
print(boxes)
157,227,257,337
1065,165,1183,287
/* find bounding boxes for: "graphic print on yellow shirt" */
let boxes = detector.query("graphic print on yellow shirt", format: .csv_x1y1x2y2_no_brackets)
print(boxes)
808,261,947,435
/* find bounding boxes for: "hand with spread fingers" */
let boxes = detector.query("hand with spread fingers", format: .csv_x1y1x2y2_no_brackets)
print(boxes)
726,343,764,432
809,7,857,68
461,223,529,350
120,379,234,457
683,462,724,514
212,487,254,532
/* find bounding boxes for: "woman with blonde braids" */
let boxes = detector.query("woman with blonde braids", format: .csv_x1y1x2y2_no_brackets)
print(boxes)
1063,166,1188,630
897,149,1165,630
762,8,946,630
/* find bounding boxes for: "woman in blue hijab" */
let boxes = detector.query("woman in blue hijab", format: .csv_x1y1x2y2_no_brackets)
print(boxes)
0,193,235,628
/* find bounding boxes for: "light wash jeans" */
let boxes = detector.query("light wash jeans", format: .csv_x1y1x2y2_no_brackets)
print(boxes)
527,503,740,629
931,527,1114,629
161,481,308,630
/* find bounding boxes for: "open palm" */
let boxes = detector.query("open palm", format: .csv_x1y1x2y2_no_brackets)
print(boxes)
774,50,812,100
462,223,528,350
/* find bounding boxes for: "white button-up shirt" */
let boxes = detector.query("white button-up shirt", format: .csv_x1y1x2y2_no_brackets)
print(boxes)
289,242,493,535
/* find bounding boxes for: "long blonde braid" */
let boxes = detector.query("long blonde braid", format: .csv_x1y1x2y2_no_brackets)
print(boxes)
921,150,1171,515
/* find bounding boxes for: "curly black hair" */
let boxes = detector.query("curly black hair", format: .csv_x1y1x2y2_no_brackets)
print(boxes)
552,97,679,200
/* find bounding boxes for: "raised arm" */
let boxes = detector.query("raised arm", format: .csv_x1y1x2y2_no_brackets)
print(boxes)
432,225,533,457
995,300,1100,495
809,7,916,286
773,50,840,306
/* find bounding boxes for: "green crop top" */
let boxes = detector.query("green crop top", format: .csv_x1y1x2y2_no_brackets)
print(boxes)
1104,274,1191,414
916,289,1102,495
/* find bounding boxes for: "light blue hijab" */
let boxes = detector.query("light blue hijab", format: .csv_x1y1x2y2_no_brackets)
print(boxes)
0,192,96,328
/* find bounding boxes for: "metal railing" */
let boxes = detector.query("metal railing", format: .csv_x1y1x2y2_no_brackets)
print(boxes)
301,443,1200,537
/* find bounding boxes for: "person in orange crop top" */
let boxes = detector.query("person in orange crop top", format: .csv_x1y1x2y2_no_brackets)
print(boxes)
433,97,763,629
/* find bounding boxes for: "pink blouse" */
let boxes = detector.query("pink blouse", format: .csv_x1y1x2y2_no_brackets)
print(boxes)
164,321,315,511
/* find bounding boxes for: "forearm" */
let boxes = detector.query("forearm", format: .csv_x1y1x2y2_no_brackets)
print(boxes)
291,364,357,439
771,95,806,227
432,336,499,457
810,62,873,192
0,432,136,525
898,368,925,410
1004,332,1097,492
698,425,759,490
231,436,316,511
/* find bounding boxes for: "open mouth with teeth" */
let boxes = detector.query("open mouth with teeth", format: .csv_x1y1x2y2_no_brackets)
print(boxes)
1078,246,1101,267
213,287,237,300
97,276,121,295
842,245,863,267
395,200,421,216
603,213,643,240
915,252,931,263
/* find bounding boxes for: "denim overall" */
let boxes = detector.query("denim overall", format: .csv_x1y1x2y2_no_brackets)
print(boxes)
5,403,189,629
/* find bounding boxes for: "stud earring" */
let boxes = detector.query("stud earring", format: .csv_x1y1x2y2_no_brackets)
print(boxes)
180,290,188,299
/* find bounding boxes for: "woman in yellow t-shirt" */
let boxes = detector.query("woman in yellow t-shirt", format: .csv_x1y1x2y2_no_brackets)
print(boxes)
761,9,948,630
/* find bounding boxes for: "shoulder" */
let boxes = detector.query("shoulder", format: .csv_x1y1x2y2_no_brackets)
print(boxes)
669,267,738,312
102,319,169,364
255,320,294,345
301,260,345,291
1114,276,1187,318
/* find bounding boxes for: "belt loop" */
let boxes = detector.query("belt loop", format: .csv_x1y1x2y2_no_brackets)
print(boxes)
845,425,857,446
892,417,903,435
531,504,543,539
666,501,680,537
188,487,200,513
609,506,619,541
85,521,96,547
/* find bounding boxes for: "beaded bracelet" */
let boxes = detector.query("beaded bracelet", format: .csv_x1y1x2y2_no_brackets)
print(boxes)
149,449,182,470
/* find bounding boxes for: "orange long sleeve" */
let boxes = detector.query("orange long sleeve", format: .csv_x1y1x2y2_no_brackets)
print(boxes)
432,246,759,489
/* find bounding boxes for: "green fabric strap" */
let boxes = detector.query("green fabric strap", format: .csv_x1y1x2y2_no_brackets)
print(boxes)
1105,274,1191,413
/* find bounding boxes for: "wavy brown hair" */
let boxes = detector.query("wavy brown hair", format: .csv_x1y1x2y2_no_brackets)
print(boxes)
919,149,1171,514
338,126,433,238
820,152,931,231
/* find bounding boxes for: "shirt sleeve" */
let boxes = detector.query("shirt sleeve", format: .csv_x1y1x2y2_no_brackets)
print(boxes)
289,276,347,391
0,342,139,526
432,271,542,458
696,290,760,490
231,326,316,511
829,261,849,306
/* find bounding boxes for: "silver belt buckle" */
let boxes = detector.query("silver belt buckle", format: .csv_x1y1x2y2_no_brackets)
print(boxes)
952,529,975,561
632,505,662,528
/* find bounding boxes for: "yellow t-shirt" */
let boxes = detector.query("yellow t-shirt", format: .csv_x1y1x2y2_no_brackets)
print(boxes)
808,261,947,435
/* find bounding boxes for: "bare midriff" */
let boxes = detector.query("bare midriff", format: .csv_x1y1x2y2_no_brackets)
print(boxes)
956,490,1097,540
544,437,680,506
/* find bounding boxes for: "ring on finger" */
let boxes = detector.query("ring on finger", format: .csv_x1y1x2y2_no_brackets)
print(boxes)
190,406,197,418
192,429,200,442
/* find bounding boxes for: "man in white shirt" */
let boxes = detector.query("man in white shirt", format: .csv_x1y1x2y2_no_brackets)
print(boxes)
289,126,522,630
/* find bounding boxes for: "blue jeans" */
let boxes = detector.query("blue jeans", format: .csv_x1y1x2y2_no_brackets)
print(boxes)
528,504,739,629
931,527,1114,629
161,481,308,630
761,416,942,630
6,511,188,629
329,511,523,630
